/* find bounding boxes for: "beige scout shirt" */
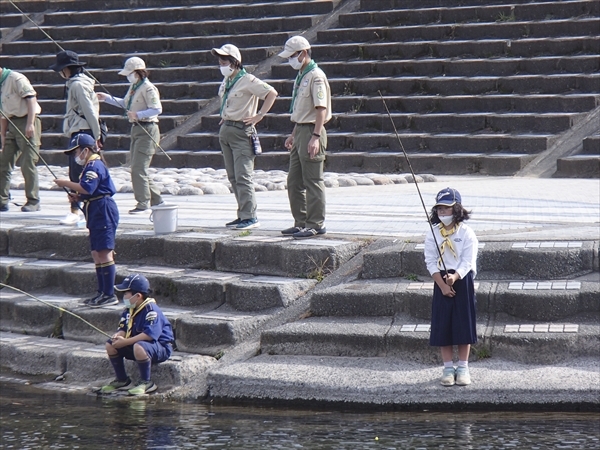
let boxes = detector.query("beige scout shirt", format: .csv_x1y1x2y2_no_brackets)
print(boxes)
290,66,331,125
219,72,275,121
0,71,41,118
123,79,161,123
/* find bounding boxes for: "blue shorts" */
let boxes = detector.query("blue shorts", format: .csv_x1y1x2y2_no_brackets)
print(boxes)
429,270,478,347
89,226,116,251
109,340,172,363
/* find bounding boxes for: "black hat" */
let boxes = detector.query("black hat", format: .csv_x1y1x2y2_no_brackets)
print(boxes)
49,50,87,72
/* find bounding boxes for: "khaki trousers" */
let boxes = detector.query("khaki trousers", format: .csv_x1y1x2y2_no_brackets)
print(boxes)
0,116,41,206
219,121,257,220
130,123,163,209
287,123,326,230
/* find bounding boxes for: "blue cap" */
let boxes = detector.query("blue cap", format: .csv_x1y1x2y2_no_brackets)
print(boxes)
435,187,462,206
114,274,150,294
65,133,96,154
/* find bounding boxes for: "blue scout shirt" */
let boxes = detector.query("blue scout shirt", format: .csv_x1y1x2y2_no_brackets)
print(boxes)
79,155,119,230
117,299,174,347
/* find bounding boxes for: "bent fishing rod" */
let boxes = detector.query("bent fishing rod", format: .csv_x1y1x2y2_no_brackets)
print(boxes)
378,91,450,276
0,108,86,213
0,283,112,338
8,0,172,161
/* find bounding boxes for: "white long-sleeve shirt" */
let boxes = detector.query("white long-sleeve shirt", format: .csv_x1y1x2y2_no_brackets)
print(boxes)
424,222,478,279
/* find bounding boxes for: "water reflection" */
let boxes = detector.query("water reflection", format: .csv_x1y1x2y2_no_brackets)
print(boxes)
1,381,598,449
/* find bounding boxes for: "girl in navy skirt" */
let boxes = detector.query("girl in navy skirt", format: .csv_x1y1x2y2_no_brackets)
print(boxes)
54,134,120,307
424,187,478,386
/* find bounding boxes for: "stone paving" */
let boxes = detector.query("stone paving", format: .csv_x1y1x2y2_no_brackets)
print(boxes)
1,173,598,241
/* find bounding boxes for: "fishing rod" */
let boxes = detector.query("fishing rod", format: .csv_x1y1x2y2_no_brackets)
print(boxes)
0,108,85,213
378,91,450,276
8,0,172,161
0,283,112,338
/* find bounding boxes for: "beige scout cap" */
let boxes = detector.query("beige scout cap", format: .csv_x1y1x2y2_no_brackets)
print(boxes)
278,35,311,58
211,44,242,63
119,57,146,76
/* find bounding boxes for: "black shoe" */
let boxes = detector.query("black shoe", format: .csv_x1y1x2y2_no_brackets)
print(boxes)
89,294,119,307
0,204,8,212
128,207,149,214
293,227,326,240
21,203,40,212
281,226,303,236
83,291,102,305
226,218,241,228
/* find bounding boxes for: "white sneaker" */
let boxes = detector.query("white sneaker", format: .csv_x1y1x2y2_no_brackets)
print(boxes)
60,212,82,225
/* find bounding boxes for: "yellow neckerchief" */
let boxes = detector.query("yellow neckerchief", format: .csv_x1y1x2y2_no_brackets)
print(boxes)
125,297,156,338
438,222,458,270
77,152,101,181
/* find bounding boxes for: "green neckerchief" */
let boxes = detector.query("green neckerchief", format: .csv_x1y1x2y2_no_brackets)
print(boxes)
289,60,318,114
0,68,12,110
125,77,146,114
220,68,247,116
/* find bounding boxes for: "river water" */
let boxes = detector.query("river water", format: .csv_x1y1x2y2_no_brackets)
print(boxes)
1,381,598,449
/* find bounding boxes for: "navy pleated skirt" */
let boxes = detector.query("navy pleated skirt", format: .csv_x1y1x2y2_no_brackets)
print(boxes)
429,270,477,347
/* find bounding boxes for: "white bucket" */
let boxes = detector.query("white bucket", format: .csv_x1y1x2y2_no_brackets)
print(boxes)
149,204,178,235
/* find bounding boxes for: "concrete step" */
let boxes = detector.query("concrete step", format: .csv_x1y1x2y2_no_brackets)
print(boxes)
311,37,600,61
362,240,599,280
1,226,361,278
272,55,600,79
268,94,600,115
555,155,600,178
179,131,551,154
38,98,210,116
308,278,599,321
207,353,600,407
2,32,292,56
260,314,599,364
582,135,600,154
40,1,336,27
201,112,586,134
320,18,600,44
40,114,187,134
22,15,317,41
342,1,600,27
0,332,216,394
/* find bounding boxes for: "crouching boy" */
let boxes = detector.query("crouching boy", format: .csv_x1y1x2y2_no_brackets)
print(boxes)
101,274,174,396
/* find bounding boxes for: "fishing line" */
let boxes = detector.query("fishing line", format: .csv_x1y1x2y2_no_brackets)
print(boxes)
378,91,449,276
7,0,172,160
0,108,85,213
0,283,112,338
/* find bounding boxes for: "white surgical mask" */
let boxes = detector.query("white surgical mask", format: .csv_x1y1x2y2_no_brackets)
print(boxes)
127,72,138,84
439,215,454,226
220,65,235,78
123,293,136,308
288,53,304,70
74,150,87,166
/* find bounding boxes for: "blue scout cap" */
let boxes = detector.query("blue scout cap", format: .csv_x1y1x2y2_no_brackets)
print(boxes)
114,274,150,294
435,187,462,207
65,133,96,154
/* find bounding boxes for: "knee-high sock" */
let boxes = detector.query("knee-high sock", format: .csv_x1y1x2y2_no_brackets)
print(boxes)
95,264,104,293
109,355,128,381
136,358,151,382
100,261,116,296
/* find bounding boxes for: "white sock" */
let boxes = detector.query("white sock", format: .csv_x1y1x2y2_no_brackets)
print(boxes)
458,360,468,368
443,361,454,368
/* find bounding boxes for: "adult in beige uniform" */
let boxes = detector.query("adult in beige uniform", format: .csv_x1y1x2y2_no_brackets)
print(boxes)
212,44,278,230
97,57,163,214
0,67,42,212
279,36,331,239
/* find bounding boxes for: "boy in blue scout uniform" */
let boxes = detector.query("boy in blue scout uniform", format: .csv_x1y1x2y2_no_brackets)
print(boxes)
101,274,174,396
53,134,119,307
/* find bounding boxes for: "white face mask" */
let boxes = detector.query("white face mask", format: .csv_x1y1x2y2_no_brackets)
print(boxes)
288,53,304,70
439,215,454,226
123,295,133,308
127,72,138,84
220,65,235,78
74,150,87,166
